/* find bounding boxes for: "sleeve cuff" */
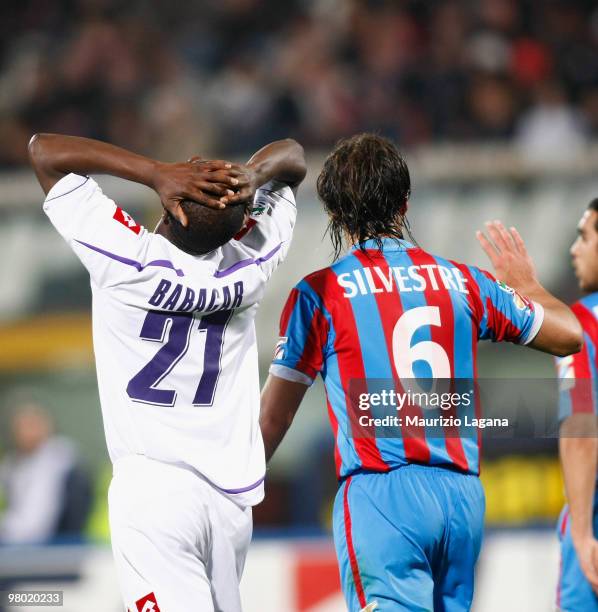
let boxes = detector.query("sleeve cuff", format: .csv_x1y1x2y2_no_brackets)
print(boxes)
522,301,545,345
269,364,314,386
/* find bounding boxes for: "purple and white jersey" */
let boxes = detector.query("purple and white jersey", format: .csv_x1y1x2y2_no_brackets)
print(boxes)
44,173,296,505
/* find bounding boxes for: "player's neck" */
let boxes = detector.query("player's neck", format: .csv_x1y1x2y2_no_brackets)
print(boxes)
154,219,205,256
348,232,405,245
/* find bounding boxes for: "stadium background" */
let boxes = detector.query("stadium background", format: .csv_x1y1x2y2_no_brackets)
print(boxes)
1,0,598,609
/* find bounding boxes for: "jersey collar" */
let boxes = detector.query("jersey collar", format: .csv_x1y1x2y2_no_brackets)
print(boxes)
351,237,414,252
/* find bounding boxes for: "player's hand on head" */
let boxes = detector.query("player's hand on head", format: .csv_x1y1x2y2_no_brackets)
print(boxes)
152,160,245,227
188,158,254,208
218,165,259,207
476,220,538,293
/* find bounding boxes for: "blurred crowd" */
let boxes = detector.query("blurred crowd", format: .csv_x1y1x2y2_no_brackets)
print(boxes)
1,0,598,166
0,402,91,545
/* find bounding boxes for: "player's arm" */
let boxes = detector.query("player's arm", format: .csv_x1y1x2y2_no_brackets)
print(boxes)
222,139,307,204
477,220,582,356
246,138,307,194
260,375,309,462
560,415,598,592
261,284,327,461
28,133,245,225
557,340,598,592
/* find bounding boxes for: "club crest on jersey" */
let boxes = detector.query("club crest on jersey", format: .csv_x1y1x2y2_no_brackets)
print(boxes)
274,337,288,360
114,206,142,234
136,592,160,612
497,280,530,310
497,280,514,294
250,201,268,217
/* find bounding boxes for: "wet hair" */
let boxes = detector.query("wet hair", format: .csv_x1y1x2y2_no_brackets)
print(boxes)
317,133,415,260
168,200,248,255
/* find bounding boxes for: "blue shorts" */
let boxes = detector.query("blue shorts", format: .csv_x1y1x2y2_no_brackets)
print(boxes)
557,501,598,611
332,464,485,612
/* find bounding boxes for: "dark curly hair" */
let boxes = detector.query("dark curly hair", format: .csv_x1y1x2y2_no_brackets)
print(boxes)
317,133,416,259
167,199,248,255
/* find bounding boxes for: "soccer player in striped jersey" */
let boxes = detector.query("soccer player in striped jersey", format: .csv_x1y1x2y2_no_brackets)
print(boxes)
260,134,581,612
556,199,598,611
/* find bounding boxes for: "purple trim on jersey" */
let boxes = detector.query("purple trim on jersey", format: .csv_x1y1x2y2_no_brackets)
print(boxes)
217,474,265,494
214,243,282,278
259,188,296,207
75,239,185,277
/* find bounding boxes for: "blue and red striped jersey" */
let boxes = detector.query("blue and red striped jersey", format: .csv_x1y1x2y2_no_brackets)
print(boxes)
557,293,598,420
270,238,543,478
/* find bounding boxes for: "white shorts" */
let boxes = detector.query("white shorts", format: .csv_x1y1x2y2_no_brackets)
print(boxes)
108,455,252,612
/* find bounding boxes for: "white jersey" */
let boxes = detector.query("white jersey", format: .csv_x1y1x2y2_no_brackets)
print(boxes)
43,173,296,506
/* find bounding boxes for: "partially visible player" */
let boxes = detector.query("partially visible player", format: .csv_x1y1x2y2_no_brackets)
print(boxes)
556,199,598,611
260,134,581,611
29,133,306,612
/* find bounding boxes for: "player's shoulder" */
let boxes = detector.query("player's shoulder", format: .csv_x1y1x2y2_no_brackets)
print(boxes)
576,292,598,309
573,293,598,323
297,266,331,293
255,179,296,207
294,253,363,306
441,255,492,286
291,264,341,306
44,172,96,205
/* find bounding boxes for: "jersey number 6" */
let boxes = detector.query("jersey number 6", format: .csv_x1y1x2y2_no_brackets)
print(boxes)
392,305,451,379
126,309,233,407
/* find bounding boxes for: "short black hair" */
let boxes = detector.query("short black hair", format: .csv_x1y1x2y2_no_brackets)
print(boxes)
168,200,248,255
317,133,413,259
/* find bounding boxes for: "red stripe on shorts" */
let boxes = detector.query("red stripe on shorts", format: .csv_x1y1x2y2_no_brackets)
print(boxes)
343,476,367,609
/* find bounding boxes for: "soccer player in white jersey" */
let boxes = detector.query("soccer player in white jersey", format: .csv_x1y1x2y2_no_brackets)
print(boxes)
28,133,306,612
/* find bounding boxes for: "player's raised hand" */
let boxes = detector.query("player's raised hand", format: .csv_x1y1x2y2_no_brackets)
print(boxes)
151,160,248,226
476,220,539,293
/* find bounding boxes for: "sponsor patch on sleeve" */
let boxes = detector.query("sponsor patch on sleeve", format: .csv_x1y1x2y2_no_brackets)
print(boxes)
113,206,142,234
512,291,532,311
497,280,532,311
